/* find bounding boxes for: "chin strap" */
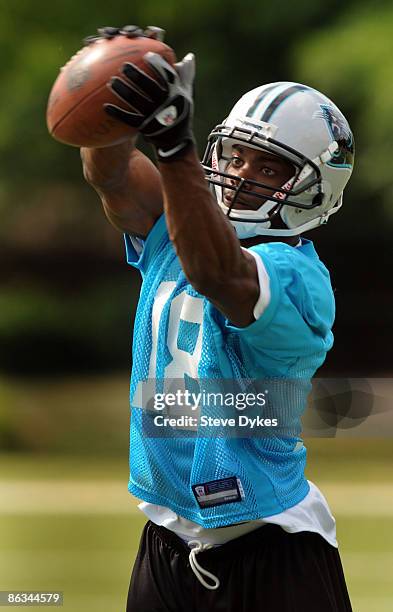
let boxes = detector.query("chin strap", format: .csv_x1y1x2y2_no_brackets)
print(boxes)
230,194,343,238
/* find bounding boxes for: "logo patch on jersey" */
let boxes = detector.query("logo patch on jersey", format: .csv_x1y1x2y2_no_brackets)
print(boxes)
192,476,244,508
315,104,354,168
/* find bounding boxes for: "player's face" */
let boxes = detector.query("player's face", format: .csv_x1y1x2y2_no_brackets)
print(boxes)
223,144,295,210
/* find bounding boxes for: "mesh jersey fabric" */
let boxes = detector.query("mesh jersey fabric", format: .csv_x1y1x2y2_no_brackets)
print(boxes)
124,214,335,528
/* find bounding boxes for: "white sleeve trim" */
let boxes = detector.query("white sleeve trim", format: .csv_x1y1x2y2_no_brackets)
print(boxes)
243,248,271,320
128,235,144,256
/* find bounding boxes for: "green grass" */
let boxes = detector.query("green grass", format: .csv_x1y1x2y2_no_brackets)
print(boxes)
1,369,392,611
0,514,146,612
338,517,393,611
0,454,130,481
1,512,392,611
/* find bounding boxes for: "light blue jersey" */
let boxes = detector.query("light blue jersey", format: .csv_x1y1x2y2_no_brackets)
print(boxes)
125,214,335,528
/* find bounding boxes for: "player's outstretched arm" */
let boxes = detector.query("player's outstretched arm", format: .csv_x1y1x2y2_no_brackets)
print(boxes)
104,51,259,326
158,147,259,327
81,140,163,238
80,26,167,238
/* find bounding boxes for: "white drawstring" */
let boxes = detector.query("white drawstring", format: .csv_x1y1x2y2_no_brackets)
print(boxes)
188,540,220,590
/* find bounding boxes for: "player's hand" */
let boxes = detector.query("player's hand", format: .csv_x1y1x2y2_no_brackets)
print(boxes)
83,25,165,46
104,52,196,162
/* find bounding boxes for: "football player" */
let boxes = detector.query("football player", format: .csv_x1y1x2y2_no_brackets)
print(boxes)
81,25,354,612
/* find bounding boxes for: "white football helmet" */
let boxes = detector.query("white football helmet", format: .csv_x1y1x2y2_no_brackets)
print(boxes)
202,82,354,238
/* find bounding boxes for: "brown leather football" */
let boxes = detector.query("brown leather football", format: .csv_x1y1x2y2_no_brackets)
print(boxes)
47,35,176,147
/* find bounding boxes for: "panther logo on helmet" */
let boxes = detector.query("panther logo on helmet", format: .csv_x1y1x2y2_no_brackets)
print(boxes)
316,104,354,169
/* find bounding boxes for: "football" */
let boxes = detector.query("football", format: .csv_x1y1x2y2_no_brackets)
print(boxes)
46,35,176,148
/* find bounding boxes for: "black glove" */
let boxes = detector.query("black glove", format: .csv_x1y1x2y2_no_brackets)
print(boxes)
104,52,196,162
83,25,165,46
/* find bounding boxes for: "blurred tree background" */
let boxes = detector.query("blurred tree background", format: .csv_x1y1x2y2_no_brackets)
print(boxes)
1,0,393,454
1,3,393,611
1,0,393,380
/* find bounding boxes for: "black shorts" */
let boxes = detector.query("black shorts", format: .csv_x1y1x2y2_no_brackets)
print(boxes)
126,521,352,612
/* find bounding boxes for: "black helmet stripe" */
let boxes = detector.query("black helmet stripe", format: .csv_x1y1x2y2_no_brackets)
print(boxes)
260,85,309,122
246,84,279,117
